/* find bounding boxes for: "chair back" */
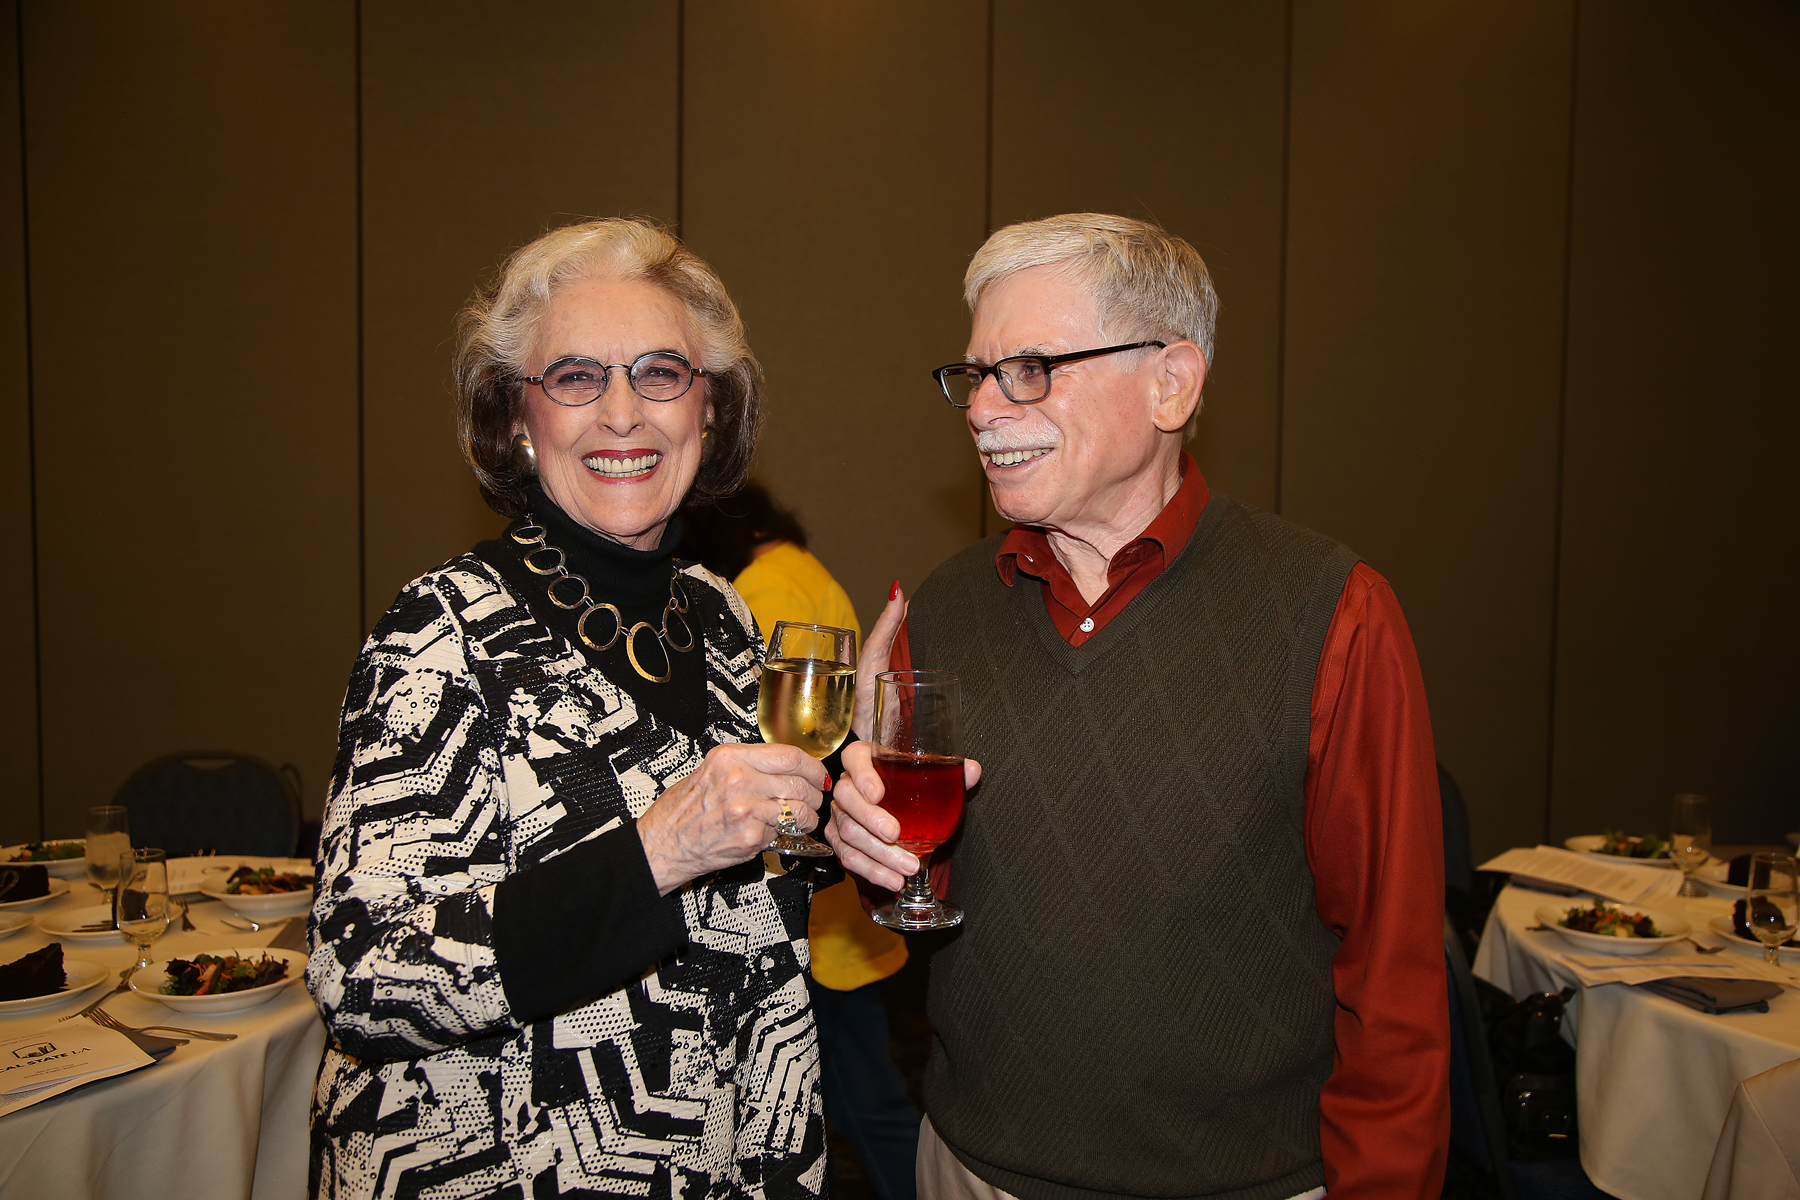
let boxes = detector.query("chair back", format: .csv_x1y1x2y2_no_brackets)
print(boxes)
1446,916,1520,1200
113,753,301,858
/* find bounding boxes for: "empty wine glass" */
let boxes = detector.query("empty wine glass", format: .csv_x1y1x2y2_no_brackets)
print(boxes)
86,805,130,896
870,671,967,931
1670,793,1711,897
116,848,171,976
1745,853,1798,966
757,621,856,857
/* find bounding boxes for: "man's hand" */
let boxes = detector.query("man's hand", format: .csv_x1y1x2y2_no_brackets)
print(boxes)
638,743,828,895
851,584,908,741
826,739,982,890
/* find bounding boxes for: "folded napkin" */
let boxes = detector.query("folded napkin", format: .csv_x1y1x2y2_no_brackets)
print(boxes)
1638,976,1783,1014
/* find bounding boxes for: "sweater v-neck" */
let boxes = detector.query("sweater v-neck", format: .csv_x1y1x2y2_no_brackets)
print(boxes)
1019,489,1230,673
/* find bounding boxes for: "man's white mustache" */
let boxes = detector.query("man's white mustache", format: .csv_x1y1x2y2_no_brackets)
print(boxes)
975,431,1059,454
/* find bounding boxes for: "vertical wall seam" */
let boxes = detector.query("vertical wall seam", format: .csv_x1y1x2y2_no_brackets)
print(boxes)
15,0,42,838
1272,0,1294,516
674,0,685,238
978,0,995,541
354,0,367,635
1543,0,1583,845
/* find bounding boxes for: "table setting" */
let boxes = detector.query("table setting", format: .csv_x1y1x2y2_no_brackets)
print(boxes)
0,832,322,1200
1475,811,1800,1200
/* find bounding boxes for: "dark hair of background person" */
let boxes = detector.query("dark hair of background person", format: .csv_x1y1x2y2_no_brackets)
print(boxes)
678,482,809,581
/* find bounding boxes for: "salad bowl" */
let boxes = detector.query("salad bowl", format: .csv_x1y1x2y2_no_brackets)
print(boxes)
130,947,308,1014
1535,902,1690,956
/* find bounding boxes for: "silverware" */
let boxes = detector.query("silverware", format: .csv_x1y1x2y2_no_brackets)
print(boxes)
57,973,132,1021
71,920,120,932
1678,936,1727,955
177,901,197,932
220,915,285,933
87,1006,235,1043
84,1007,188,1045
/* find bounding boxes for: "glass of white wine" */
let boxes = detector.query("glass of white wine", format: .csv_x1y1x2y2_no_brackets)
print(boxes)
1745,853,1798,966
115,848,171,977
758,621,855,857
86,805,130,897
1670,793,1712,897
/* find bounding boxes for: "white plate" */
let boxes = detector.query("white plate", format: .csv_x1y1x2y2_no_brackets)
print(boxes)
1562,834,1680,868
0,914,29,941
130,947,307,1014
1696,859,1750,897
199,881,313,921
1707,914,1800,963
0,878,70,911
0,841,89,880
35,904,127,945
1535,902,1691,956
0,958,109,1014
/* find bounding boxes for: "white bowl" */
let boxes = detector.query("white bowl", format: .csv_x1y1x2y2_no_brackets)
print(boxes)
0,841,89,880
1562,834,1680,869
199,881,314,921
0,958,109,1014
1707,914,1800,963
1535,902,1691,956
35,904,127,945
0,878,70,911
130,947,308,1014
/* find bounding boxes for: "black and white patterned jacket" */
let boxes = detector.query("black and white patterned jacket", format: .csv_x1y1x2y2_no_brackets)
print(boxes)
307,552,824,1199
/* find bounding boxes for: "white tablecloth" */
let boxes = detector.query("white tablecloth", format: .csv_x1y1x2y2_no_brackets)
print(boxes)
0,872,324,1200
1474,884,1800,1200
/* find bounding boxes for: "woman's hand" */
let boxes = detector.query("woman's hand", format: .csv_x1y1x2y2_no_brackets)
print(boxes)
851,583,908,741
638,743,829,895
825,740,983,891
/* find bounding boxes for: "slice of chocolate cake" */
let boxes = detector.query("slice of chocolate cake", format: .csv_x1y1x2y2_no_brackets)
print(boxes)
0,864,49,904
0,942,64,1001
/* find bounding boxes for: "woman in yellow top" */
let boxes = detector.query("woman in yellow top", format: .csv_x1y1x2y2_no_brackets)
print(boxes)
681,484,919,1200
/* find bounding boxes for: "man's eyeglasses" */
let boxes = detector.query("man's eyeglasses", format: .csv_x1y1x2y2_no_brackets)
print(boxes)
931,341,1165,408
523,351,707,406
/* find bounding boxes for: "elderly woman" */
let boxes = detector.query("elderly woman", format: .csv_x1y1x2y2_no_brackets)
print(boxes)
308,218,829,1199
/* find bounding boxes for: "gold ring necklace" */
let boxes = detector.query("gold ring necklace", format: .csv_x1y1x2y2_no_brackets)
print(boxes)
510,518,697,683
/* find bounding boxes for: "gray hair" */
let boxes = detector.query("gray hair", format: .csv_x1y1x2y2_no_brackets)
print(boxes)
965,213,1218,434
455,217,762,518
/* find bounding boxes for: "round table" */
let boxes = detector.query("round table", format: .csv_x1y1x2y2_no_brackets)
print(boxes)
0,874,324,1200
1473,882,1800,1200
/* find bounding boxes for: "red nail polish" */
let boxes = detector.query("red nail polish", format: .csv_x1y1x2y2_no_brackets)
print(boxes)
889,580,902,601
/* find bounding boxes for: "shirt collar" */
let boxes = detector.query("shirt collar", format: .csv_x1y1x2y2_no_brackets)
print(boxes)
995,451,1210,586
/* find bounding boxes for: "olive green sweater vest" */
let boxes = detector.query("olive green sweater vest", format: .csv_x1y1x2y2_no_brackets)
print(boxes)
909,492,1358,1200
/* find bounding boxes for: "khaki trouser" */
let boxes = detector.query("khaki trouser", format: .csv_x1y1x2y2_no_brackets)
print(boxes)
916,1116,1328,1200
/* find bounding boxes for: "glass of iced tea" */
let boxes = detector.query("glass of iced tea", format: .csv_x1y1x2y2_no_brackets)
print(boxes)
758,621,856,857
870,670,966,930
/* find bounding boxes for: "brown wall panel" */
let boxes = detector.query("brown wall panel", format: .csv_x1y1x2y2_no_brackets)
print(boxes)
990,0,1290,511
0,0,37,844
23,3,359,830
1283,1,1575,861
1551,0,1799,844
360,1,680,626
682,0,988,629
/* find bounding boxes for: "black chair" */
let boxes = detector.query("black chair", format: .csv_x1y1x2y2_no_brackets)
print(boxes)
1446,915,1520,1200
113,753,302,857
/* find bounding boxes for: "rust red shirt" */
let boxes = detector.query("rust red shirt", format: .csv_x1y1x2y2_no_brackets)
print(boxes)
892,451,1450,1198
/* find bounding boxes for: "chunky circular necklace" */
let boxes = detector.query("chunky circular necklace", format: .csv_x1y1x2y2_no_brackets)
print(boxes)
510,517,696,683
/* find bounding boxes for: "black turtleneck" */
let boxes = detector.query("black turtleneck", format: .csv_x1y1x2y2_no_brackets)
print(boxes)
472,485,707,741
476,486,716,1024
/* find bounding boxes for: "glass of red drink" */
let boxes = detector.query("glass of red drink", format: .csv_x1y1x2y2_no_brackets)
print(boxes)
870,670,966,930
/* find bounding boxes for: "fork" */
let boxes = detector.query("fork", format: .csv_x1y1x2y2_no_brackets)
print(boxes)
86,1005,237,1043
1678,936,1727,955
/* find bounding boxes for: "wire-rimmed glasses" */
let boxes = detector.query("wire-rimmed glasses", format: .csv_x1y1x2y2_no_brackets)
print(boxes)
523,351,707,406
931,341,1166,407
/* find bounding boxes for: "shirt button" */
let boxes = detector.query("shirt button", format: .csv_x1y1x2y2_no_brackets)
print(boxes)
1079,617,1095,633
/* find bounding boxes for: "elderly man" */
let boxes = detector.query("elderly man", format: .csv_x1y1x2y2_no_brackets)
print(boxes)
828,214,1449,1200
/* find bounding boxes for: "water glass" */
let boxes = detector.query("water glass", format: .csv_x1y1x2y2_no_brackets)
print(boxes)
86,805,130,895
1670,794,1711,898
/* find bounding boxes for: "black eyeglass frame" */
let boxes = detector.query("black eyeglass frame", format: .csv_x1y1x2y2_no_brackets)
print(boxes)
930,340,1167,407
522,350,709,406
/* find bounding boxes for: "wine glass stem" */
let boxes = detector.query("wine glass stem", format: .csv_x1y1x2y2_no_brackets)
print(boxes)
898,854,935,911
